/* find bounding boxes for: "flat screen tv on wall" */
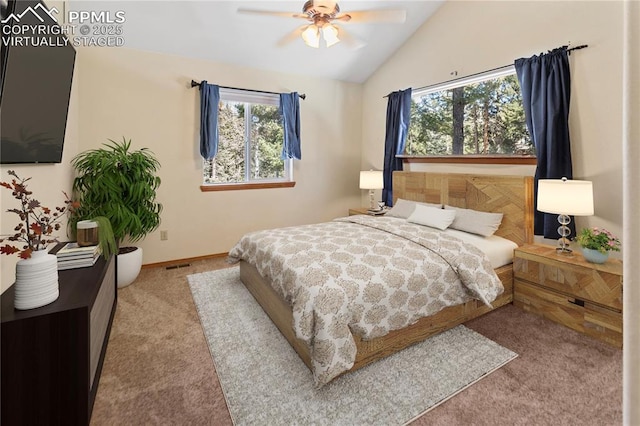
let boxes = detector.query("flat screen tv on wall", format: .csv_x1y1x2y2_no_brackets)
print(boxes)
0,0,76,164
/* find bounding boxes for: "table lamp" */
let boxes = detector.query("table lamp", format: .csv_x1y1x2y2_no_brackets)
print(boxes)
359,170,384,211
537,177,594,253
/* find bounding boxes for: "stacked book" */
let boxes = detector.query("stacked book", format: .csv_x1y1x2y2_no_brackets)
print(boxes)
55,242,101,270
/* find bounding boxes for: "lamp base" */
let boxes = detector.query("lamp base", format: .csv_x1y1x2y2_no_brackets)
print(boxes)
555,244,573,255
368,189,377,211
556,214,573,254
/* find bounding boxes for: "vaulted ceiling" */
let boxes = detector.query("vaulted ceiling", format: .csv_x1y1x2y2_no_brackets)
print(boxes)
70,1,443,83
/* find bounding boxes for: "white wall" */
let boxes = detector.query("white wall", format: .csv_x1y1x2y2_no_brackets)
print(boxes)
75,47,363,266
361,1,624,248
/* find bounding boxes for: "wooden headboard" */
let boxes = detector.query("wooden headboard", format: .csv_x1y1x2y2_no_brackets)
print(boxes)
393,172,534,246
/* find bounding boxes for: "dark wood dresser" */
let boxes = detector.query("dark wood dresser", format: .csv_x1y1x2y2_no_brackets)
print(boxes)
1,247,117,425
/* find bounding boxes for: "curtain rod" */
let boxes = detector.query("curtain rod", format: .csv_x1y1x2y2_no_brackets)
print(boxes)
384,44,588,98
190,80,306,100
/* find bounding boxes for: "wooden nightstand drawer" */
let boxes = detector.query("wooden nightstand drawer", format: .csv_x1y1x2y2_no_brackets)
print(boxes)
514,279,622,348
513,256,622,311
513,244,623,348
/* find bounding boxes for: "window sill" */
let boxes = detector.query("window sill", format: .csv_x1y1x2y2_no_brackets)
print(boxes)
398,155,537,165
200,181,296,192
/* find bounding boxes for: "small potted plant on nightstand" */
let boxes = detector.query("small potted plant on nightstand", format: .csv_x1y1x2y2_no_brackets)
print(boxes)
575,227,621,264
70,138,162,288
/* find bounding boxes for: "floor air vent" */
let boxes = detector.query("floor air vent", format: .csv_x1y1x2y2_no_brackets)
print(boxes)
165,263,192,270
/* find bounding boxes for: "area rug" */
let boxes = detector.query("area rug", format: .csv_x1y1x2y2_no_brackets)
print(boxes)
187,267,517,426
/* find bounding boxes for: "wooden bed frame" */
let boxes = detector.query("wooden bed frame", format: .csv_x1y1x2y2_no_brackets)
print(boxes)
240,172,534,375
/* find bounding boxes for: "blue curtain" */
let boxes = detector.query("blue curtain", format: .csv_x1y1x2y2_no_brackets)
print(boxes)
280,92,301,160
199,81,220,160
382,88,412,207
515,47,574,239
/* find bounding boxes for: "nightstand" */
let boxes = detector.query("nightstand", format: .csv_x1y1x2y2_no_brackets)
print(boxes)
513,244,622,347
349,208,370,216
348,208,387,216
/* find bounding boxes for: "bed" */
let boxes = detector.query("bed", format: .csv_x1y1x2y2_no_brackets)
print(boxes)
229,172,533,386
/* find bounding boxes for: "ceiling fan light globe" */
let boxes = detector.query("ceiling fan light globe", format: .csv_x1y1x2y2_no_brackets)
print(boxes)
301,24,320,48
322,24,340,47
325,37,340,48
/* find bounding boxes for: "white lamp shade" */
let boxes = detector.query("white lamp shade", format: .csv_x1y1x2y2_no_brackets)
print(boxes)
359,170,383,190
537,179,594,215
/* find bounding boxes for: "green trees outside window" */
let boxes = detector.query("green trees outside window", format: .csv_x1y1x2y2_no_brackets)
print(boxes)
203,93,291,185
406,73,534,157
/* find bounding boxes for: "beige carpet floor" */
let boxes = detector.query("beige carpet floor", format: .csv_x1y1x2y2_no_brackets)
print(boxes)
90,258,622,425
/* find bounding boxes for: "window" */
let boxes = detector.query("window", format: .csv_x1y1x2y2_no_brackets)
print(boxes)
203,89,292,185
405,67,534,160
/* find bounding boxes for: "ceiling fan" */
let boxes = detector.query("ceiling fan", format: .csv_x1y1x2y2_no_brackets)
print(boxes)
238,0,407,49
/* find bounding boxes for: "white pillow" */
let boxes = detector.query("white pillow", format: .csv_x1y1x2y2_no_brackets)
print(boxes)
444,205,504,237
407,205,457,230
386,198,442,219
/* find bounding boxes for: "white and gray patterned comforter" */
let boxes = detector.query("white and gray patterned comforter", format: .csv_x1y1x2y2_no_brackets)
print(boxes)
227,215,503,386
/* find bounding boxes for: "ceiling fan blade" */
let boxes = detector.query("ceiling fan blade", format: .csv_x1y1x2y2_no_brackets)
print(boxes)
336,26,366,50
276,25,308,47
334,9,407,24
237,8,309,20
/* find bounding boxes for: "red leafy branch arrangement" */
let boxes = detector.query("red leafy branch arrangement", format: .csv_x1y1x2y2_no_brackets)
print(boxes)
0,170,79,259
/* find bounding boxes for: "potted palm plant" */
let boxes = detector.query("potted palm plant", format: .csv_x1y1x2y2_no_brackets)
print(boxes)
70,138,162,287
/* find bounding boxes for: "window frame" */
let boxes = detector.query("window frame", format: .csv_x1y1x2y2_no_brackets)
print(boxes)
403,66,536,164
201,88,294,191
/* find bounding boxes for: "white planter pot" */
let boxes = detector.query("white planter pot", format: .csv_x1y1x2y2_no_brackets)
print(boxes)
117,247,143,288
14,249,59,310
